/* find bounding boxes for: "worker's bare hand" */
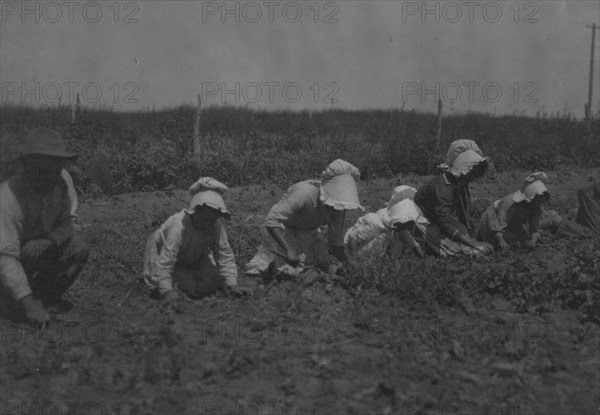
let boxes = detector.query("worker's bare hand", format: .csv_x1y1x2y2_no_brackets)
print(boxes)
163,290,179,303
525,240,537,250
23,238,56,257
286,245,300,267
473,241,494,255
227,285,253,298
497,238,508,250
20,295,50,326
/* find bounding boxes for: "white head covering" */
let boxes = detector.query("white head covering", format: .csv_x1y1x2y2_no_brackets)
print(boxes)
319,159,363,210
513,172,550,203
387,185,417,208
388,199,424,226
446,139,484,166
186,177,231,219
449,149,487,177
442,140,488,177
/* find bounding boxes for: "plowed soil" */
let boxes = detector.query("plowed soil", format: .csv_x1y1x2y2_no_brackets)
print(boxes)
1,169,598,415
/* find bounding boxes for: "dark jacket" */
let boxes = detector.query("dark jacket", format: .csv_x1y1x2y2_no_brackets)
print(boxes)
415,172,472,240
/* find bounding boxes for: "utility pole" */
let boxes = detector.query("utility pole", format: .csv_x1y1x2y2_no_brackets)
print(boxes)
585,23,598,131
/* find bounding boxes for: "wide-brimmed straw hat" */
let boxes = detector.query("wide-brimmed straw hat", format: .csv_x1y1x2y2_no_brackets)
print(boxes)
513,172,550,203
15,128,78,161
186,177,231,219
319,159,363,211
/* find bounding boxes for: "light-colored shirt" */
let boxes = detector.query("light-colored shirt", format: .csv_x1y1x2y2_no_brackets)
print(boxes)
344,206,428,263
143,211,238,294
264,180,344,246
0,170,78,300
344,210,391,254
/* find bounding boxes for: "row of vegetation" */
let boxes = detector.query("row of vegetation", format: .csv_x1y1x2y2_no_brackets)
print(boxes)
1,105,598,195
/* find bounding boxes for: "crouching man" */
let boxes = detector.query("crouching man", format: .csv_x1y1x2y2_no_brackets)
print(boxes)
1,128,88,325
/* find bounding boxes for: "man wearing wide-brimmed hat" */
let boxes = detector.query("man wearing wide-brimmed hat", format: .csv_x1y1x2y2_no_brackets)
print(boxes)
245,159,363,277
0,128,88,325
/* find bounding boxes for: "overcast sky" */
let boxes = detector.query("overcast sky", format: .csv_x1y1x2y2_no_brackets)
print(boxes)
1,0,599,116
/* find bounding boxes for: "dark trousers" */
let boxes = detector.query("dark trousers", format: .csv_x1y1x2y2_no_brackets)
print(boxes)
558,179,599,239
20,237,88,303
173,261,224,299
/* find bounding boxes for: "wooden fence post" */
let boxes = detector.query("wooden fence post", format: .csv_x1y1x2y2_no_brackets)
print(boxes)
71,98,76,125
585,23,597,133
193,94,202,154
435,98,443,154
71,94,80,125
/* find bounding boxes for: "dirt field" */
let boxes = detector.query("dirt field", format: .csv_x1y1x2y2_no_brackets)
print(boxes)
1,168,598,415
